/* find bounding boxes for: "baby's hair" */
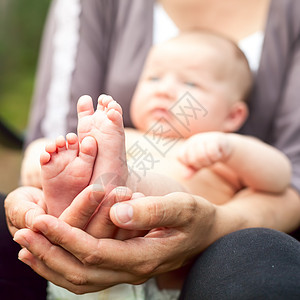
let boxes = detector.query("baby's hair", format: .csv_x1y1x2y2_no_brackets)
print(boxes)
167,30,253,103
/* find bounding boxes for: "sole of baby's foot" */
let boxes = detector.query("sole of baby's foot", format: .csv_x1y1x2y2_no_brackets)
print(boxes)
77,94,128,192
40,133,97,217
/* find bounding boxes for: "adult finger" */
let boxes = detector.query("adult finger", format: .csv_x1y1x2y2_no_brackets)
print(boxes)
17,242,98,294
30,193,217,279
15,230,122,294
15,224,148,286
85,186,133,238
31,214,152,273
4,187,46,235
110,192,200,230
31,215,134,269
59,184,106,229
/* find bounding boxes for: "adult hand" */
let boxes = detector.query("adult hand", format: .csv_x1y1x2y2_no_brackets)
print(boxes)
13,192,220,294
4,184,107,237
78,186,146,239
4,186,47,236
60,185,146,239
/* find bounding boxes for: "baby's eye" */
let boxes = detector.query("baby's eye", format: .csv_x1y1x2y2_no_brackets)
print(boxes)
184,81,197,88
148,76,160,82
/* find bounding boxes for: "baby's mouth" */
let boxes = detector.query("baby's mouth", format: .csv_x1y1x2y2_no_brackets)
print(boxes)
150,107,172,120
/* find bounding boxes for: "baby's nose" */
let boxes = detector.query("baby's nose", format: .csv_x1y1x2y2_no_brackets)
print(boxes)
156,76,177,99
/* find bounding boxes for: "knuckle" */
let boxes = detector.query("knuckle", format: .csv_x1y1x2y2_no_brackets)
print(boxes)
81,245,103,266
82,253,103,266
196,155,208,165
189,194,198,212
36,247,51,264
132,261,156,277
50,233,66,246
181,193,198,223
65,272,88,286
148,201,167,227
9,205,19,227
207,150,219,161
8,201,26,229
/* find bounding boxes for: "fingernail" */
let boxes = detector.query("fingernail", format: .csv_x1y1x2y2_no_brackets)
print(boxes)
18,257,31,267
115,186,130,201
14,235,29,248
114,203,133,224
18,249,31,267
25,209,36,229
36,221,48,234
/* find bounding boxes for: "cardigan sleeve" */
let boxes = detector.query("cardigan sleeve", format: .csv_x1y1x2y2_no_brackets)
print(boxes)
25,0,118,146
240,0,300,193
271,33,300,192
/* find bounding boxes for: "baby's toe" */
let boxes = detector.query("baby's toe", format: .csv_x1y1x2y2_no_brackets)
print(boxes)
56,135,67,152
45,140,57,154
107,109,123,127
66,133,79,153
40,151,51,166
77,95,95,118
97,94,114,111
108,99,122,115
80,136,98,162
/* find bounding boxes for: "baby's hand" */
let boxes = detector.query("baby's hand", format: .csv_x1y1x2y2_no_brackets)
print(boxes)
20,138,49,188
177,132,233,177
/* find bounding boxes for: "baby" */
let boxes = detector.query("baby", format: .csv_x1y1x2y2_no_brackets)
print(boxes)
41,31,291,299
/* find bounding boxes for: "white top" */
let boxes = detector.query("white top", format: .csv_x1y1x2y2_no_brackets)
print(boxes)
153,2,264,73
153,2,179,45
42,0,81,138
238,31,264,73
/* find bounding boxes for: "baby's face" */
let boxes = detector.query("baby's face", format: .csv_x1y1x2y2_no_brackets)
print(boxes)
130,39,237,138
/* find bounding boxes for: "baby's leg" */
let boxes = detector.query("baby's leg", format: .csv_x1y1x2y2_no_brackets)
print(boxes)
77,95,128,192
40,133,97,217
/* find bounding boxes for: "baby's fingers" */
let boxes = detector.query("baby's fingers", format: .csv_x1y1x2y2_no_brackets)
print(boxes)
204,141,223,162
178,142,210,170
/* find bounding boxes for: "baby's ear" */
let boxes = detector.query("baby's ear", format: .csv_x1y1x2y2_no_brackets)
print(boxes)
222,102,248,132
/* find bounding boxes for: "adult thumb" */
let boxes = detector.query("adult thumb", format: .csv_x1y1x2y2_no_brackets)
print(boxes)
110,192,197,230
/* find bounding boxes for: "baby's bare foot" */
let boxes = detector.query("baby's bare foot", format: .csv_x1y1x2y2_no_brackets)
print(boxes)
40,133,97,217
77,95,128,192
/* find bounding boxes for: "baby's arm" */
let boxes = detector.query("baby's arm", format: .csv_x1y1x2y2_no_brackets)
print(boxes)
178,132,291,193
21,138,51,188
130,171,188,196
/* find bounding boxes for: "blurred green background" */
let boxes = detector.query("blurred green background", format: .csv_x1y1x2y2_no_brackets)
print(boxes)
0,0,51,193
0,0,50,132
